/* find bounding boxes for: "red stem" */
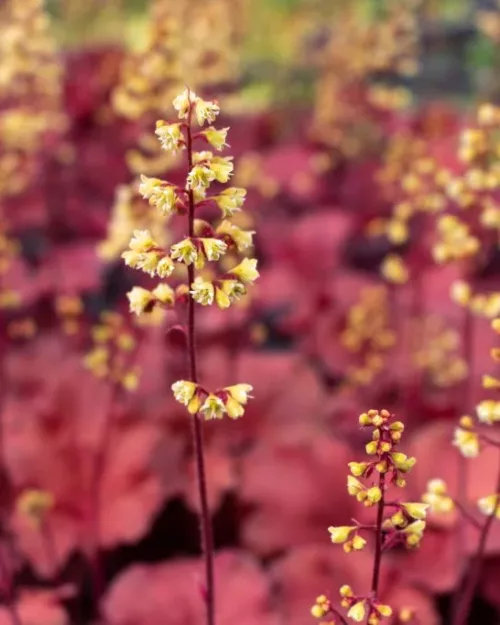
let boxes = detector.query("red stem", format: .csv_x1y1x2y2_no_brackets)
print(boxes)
453,459,500,625
186,96,215,625
370,471,386,599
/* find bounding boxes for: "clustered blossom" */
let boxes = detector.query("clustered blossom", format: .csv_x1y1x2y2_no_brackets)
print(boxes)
121,88,258,420
312,409,426,624
83,312,141,392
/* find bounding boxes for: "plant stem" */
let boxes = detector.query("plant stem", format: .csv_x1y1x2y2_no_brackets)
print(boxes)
370,472,386,599
451,308,474,621
186,97,215,625
453,459,500,625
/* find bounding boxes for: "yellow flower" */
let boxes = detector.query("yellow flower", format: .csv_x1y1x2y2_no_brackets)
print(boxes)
191,278,215,306
391,452,416,472
217,279,246,306
450,280,471,307
348,462,369,477
328,526,355,543
348,600,366,622
209,156,234,183
223,384,253,418
311,595,330,619
214,187,247,217
155,121,184,151
351,534,367,550
129,229,157,253
17,489,54,527
200,238,228,261
187,164,216,191
121,250,141,269
340,585,353,598
453,426,479,458
483,374,500,389
156,256,175,278
216,220,255,251
376,604,393,618
476,399,500,424
200,394,226,420
139,175,177,216
381,254,408,285
127,287,155,315
202,126,229,151
172,380,202,414
401,503,429,520
229,258,259,284
478,494,500,518
194,98,220,126
365,486,382,505
422,479,455,513
402,519,426,546
152,283,175,306
173,88,196,119
171,238,198,265
347,476,364,496
136,251,162,276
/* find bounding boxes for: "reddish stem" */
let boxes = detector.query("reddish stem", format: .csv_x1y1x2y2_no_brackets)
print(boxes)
186,96,215,625
453,460,500,625
370,471,386,599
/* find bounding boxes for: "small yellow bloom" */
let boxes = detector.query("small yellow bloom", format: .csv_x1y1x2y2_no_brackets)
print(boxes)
402,519,426,546
422,479,455,514
156,256,175,278
478,494,500,518
217,279,246,306
187,164,216,191
202,126,229,151
381,254,408,285
476,399,500,424
200,394,226,420
347,476,364,497
348,600,366,622
173,88,195,119
191,277,215,306
155,121,184,152
401,503,429,520
194,98,220,126
129,229,157,253
136,251,162,276
223,384,253,418
200,238,228,261
127,287,155,315
171,238,198,265
215,286,231,308
450,280,471,307
17,489,54,527
365,486,382,505
391,452,416,472
230,258,259,284
152,283,175,306
216,220,255,251
365,441,378,455
376,604,393,618
214,187,247,217
348,462,368,477
328,526,355,543
209,156,234,183
453,426,479,458
139,175,178,215
172,380,198,405
351,534,367,550
483,374,500,389
339,585,353,598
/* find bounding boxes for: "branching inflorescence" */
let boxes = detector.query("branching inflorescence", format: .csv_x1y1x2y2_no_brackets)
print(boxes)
121,88,259,625
311,409,426,624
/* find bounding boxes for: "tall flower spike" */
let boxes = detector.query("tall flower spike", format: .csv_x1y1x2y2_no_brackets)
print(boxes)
121,89,259,625
313,409,427,624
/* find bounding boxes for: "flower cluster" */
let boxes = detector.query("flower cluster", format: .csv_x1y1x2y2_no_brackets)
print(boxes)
172,381,252,420
312,409,426,624
83,312,140,392
121,88,258,422
340,287,395,387
450,281,500,319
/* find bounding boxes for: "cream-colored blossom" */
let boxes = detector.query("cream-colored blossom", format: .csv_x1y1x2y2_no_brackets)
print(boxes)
191,277,215,306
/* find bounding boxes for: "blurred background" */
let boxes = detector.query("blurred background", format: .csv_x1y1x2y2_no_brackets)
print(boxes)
3,0,500,624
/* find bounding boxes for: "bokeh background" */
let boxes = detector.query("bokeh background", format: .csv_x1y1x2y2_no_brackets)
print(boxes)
2,0,500,624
